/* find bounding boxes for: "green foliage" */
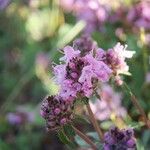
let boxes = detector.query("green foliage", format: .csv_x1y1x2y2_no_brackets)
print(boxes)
57,129,71,144
63,125,75,138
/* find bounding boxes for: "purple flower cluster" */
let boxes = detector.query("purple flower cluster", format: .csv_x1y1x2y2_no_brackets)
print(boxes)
99,43,135,76
104,126,136,150
40,35,135,131
127,0,150,30
54,36,135,100
60,0,108,33
54,36,112,100
40,95,74,130
0,0,10,10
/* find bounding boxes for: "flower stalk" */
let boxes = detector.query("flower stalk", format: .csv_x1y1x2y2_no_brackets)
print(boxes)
86,102,104,141
123,82,150,128
72,125,97,150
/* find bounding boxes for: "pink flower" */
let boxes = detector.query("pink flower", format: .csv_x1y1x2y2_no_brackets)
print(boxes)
53,37,133,100
53,64,66,84
106,43,135,75
84,54,112,82
56,51,112,99
60,46,80,63
90,84,127,121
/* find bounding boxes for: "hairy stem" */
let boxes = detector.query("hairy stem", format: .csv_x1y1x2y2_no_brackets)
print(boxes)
123,82,150,128
86,103,103,141
72,126,97,150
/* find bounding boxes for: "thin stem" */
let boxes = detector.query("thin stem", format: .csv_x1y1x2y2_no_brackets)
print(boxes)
140,28,148,75
86,103,103,141
72,126,97,150
123,82,150,128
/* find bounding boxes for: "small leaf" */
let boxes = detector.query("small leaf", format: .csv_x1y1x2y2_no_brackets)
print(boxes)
63,124,75,138
74,114,90,124
57,130,70,144
128,121,144,129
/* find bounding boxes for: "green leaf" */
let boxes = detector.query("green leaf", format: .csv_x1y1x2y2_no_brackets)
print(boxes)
63,124,75,138
128,122,144,129
57,21,86,48
136,139,145,150
58,128,77,149
74,114,90,124
57,130,70,144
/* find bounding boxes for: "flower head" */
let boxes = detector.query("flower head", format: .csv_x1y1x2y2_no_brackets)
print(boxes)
104,126,136,150
54,37,112,100
105,43,135,75
40,96,74,130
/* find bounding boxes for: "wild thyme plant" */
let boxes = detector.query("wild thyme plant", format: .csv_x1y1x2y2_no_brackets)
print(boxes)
40,34,150,149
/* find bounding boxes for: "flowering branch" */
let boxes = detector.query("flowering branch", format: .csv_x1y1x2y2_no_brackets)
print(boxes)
86,102,103,141
72,125,97,150
40,35,138,149
123,82,150,128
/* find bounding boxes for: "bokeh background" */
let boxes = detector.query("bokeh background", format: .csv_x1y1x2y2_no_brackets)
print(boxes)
0,0,150,149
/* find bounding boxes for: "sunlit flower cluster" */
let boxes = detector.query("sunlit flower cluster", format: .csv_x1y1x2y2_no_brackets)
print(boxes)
54,35,135,100
41,35,135,132
54,36,112,100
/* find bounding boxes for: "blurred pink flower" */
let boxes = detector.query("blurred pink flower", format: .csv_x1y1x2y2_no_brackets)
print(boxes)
6,107,34,125
127,0,150,30
7,113,22,125
106,43,135,75
59,0,75,12
146,72,150,83
0,0,10,10
36,52,50,70
60,0,108,33
90,84,127,121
